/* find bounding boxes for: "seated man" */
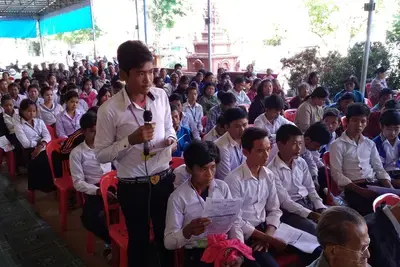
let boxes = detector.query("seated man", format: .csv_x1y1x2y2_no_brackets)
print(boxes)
268,124,326,236
330,103,392,215
330,103,392,216
170,104,192,157
370,88,393,112
215,107,248,180
203,115,226,142
308,206,370,267
183,86,203,135
205,92,236,133
254,95,294,143
164,141,265,267
365,195,400,267
170,93,200,140
69,111,113,261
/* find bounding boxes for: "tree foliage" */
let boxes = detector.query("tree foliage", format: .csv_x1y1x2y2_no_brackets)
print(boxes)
54,24,103,46
304,0,339,40
149,0,190,33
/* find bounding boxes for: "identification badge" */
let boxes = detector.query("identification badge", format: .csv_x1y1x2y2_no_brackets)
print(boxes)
150,175,160,185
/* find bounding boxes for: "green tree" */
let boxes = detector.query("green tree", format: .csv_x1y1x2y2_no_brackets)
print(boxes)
54,23,103,46
149,0,190,34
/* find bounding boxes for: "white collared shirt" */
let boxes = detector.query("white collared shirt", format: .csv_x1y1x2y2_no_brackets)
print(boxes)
164,179,244,250
55,109,83,138
203,127,220,142
173,164,190,189
183,102,203,134
254,114,294,139
268,155,326,218
3,109,20,134
225,162,282,240
330,131,391,187
39,103,64,126
301,147,324,178
12,94,27,108
164,83,177,97
215,132,246,180
94,88,177,178
228,89,251,106
70,141,112,195
380,136,400,171
181,112,200,140
14,118,51,149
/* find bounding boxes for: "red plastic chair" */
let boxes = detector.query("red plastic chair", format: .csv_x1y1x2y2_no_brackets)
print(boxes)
283,109,297,122
373,193,400,212
365,98,373,108
341,116,347,131
100,171,128,267
46,125,57,140
201,116,208,129
276,253,303,266
0,149,16,180
170,157,185,169
323,152,342,205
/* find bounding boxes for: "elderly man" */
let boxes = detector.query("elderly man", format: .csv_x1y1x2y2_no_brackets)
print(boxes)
308,206,371,267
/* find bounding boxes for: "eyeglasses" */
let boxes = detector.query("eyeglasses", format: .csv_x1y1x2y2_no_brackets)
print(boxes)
336,244,369,257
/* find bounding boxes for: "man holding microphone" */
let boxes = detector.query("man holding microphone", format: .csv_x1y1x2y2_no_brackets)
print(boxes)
95,40,176,267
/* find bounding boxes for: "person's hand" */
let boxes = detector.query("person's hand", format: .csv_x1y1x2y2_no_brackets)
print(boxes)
359,188,378,199
316,208,326,214
270,237,287,252
31,145,42,159
182,218,211,239
221,256,244,267
251,240,269,252
107,191,117,203
128,123,155,145
165,137,177,152
308,211,321,222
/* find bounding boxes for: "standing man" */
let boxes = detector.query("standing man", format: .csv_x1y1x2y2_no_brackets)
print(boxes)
94,40,176,267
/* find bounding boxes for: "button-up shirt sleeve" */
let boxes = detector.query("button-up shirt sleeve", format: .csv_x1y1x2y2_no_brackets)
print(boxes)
14,122,37,148
301,150,319,178
94,105,132,164
370,144,391,181
301,163,326,210
164,195,190,250
39,119,52,144
205,107,218,133
173,165,190,189
216,145,231,180
164,94,177,141
70,146,99,195
55,113,68,138
188,115,200,140
330,140,353,187
295,103,312,133
264,173,283,229
242,92,251,105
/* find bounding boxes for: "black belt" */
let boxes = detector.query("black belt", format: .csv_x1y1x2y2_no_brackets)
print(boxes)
118,168,172,185
388,170,400,179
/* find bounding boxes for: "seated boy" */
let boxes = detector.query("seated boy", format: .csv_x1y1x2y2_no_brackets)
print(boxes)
171,104,192,157
205,92,236,133
320,108,340,154
69,111,113,260
373,109,400,181
301,122,331,190
268,124,326,236
169,93,200,140
254,95,294,143
330,103,392,216
203,115,226,142
183,86,203,135
215,107,248,180
370,88,393,112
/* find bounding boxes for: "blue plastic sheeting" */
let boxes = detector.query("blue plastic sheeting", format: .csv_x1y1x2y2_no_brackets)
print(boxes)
39,5,92,36
0,19,37,38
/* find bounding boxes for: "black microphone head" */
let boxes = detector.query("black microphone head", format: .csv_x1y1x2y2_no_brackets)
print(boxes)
143,110,152,122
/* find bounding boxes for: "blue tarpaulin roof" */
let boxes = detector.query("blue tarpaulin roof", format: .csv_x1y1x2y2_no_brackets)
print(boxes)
0,19,37,38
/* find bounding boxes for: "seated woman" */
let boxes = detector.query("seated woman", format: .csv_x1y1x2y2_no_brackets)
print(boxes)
165,141,279,267
248,79,273,124
39,86,63,127
80,77,97,108
14,99,54,192
56,91,83,138
93,85,112,107
198,83,219,115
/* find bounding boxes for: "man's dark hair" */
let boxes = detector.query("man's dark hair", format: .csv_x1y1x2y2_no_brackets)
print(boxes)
310,86,329,99
65,90,79,102
28,84,39,92
234,76,245,85
7,82,19,91
170,104,179,113
304,122,332,146
264,95,284,111
153,76,163,84
169,93,182,103
117,41,153,73
223,107,247,125
376,67,386,74
1,94,12,105
186,86,197,94
87,106,99,114
380,109,400,127
379,88,393,99
216,115,225,128
184,141,220,169
323,108,340,120
40,86,52,96
317,206,365,248
204,72,213,80
219,92,236,106
174,63,182,70
242,127,269,151
80,111,97,129
384,99,400,110
47,73,56,80
338,92,356,103
276,124,303,144
179,75,190,84
345,103,370,120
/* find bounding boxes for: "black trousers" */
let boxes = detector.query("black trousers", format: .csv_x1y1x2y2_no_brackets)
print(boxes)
344,183,375,216
117,171,174,267
184,248,261,267
81,194,111,244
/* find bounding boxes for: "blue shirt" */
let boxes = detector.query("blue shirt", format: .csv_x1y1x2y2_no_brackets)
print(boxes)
173,126,192,157
333,89,364,103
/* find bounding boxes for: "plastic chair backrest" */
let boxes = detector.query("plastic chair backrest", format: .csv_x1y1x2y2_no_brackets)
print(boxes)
46,138,67,179
201,116,208,128
323,152,341,197
341,116,347,130
46,125,57,140
365,98,373,108
373,193,400,212
170,157,185,169
100,170,118,227
284,109,297,122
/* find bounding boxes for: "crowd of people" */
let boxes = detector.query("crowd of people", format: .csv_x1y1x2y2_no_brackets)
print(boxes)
0,40,400,267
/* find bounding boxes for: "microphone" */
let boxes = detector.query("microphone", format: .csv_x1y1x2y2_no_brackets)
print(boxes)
143,110,153,156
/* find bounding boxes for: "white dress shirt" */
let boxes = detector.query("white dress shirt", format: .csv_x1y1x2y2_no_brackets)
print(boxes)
55,109,83,138
14,118,51,150
215,132,246,180
181,112,200,140
268,154,326,218
70,141,112,195
173,164,190,189
254,114,294,141
12,94,27,108
183,102,203,134
3,109,20,134
39,103,63,125
379,135,400,172
202,127,220,142
228,89,251,106
94,88,177,178
225,162,282,240
330,131,391,188
164,179,244,250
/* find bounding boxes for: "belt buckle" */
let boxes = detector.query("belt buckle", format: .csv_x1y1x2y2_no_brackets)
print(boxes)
150,175,160,185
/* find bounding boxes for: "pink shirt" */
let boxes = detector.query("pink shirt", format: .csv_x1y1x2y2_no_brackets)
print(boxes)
80,89,97,108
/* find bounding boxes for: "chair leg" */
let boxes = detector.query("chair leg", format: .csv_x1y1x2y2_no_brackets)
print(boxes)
120,247,128,267
6,152,15,180
28,190,35,204
86,232,95,255
111,240,119,267
59,190,68,232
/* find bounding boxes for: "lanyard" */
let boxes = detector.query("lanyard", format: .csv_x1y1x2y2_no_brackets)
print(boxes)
189,181,206,210
188,104,197,121
234,146,243,164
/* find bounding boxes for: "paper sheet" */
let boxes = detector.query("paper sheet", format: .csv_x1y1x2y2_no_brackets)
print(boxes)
202,197,243,235
273,223,320,254
367,185,400,196
0,136,14,152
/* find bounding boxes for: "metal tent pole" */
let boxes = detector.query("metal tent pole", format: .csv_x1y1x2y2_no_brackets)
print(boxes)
143,0,148,44
89,0,97,60
135,0,140,40
207,0,212,71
